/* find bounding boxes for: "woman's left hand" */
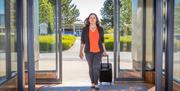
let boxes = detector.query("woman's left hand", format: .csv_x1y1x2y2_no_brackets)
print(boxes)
103,51,108,56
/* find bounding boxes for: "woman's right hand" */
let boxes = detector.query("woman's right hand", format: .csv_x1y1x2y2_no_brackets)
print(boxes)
79,51,84,59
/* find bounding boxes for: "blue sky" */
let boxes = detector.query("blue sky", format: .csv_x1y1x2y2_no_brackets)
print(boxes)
132,0,137,11
176,0,180,3
0,0,4,14
71,0,105,21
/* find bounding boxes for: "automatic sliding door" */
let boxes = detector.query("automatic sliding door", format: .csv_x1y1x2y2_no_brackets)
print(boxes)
33,0,61,83
115,0,145,80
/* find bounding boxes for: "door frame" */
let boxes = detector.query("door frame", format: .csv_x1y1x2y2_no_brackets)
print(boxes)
113,0,146,81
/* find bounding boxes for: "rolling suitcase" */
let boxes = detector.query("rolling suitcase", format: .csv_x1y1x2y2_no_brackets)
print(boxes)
99,55,112,84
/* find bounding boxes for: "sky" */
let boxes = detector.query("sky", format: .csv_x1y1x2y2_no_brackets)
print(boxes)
0,0,180,18
71,0,105,21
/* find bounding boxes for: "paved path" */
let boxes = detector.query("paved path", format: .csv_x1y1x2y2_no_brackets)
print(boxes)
38,37,134,83
61,37,135,84
62,37,115,83
62,37,91,83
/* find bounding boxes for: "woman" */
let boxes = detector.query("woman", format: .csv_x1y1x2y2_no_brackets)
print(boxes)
79,13,108,90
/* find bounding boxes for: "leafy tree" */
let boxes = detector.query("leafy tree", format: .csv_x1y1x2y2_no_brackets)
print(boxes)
120,0,132,35
39,0,80,33
101,0,132,35
39,0,54,33
100,0,113,28
62,0,80,26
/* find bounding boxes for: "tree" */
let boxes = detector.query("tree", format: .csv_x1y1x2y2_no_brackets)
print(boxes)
62,0,80,26
120,0,132,35
100,0,132,35
39,0,80,33
100,0,113,28
39,0,54,33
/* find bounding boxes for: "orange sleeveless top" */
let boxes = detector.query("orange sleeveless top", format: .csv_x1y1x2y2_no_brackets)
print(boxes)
89,29,100,53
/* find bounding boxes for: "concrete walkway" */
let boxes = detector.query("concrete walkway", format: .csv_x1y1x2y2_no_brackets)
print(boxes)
62,37,135,83
62,37,92,83
38,37,133,83
62,37,115,83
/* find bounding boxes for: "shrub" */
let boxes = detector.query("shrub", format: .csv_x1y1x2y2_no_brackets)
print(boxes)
104,34,113,40
120,36,132,43
62,35,76,43
62,35,76,50
104,34,114,51
39,34,76,52
104,34,132,51
104,39,114,51
39,35,56,52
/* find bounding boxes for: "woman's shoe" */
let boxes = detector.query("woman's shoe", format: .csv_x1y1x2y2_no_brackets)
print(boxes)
91,85,95,88
94,85,100,90
91,83,95,88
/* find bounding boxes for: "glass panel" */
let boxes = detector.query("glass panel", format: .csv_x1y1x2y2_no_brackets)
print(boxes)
174,0,180,83
0,0,17,85
118,0,143,79
145,0,154,70
0,0,6,83
162,0,167,76
37,0,56,71
10,0,17,75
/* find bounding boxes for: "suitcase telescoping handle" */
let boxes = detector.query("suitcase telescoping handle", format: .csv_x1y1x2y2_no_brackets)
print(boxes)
103,55,109,63
101,55,110,68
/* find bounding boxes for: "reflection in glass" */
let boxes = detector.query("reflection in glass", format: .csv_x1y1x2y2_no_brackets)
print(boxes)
0,0,6,83
37,0,56,70
0,1,17,84
118,0,143,79
10,0,17,75
174,0,180,83
145,0,154,70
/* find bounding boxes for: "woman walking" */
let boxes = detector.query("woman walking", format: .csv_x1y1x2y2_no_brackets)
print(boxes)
79,13,108,90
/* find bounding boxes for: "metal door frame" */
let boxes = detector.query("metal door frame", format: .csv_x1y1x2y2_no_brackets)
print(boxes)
56,0,63,83
113,0,146,81
16,0,63,90
16,0,25,91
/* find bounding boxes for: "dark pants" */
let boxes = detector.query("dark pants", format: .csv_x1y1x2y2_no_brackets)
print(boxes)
85,52,103,84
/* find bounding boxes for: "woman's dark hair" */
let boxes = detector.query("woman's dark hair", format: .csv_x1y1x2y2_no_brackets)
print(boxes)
84,13,100,29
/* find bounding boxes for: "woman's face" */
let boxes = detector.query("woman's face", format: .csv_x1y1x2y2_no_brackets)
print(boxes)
89,14,97,25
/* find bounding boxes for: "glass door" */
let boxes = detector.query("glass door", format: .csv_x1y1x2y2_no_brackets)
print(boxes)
33,0,62,83
114,0,145,81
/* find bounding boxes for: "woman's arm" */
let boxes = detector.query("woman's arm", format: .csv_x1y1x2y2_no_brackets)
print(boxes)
79,44,84,59
102,43,108,56
101,27,108,56
79,28,85,59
